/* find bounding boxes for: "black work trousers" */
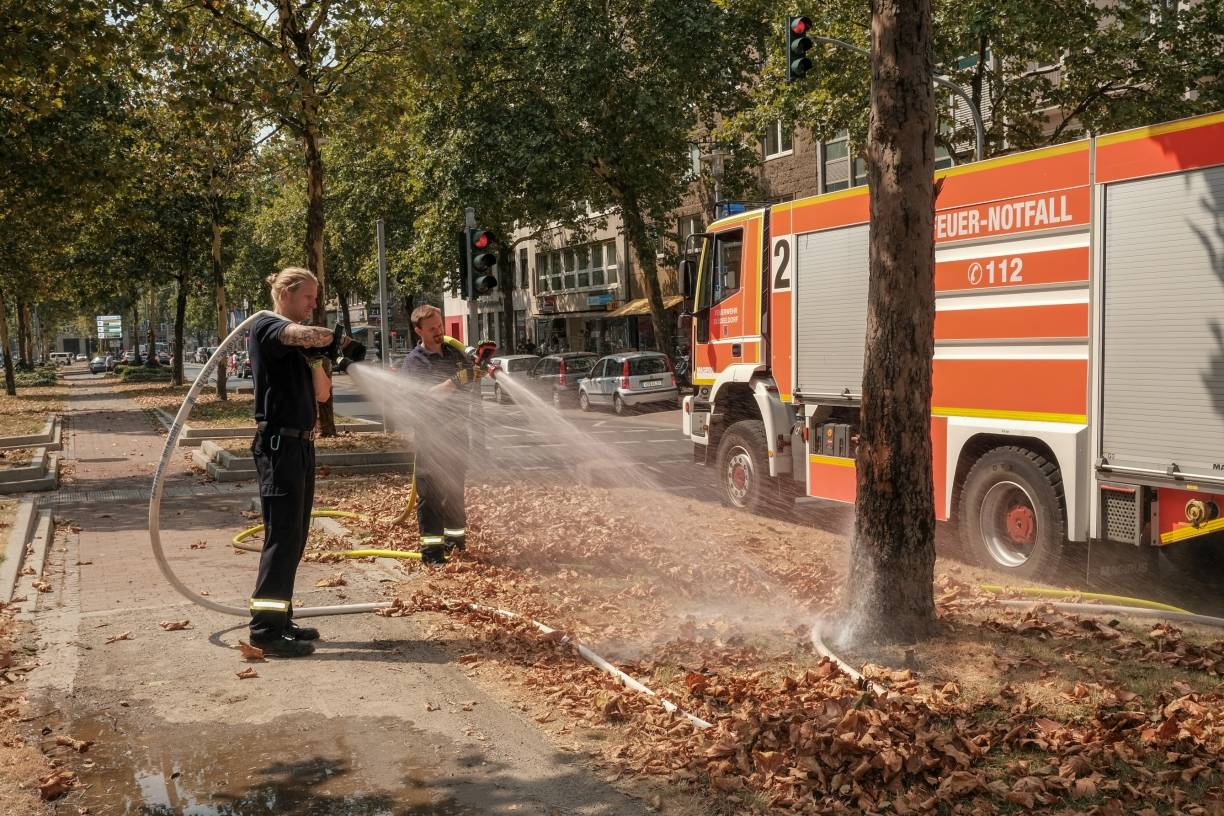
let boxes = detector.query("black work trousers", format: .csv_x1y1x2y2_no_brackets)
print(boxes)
415,443,467,550
249,431,315,637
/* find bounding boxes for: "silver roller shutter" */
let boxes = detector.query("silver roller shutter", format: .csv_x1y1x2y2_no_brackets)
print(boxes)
1100,164,1224,480
795,224,870,399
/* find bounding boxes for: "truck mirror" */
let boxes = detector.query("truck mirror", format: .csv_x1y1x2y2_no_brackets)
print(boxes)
680,259,695,298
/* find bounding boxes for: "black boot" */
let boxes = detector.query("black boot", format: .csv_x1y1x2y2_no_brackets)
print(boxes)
286,621,320,641
420,545,447,565
250,631,316,657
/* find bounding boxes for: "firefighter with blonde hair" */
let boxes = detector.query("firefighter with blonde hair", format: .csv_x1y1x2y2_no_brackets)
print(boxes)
246,267,344,657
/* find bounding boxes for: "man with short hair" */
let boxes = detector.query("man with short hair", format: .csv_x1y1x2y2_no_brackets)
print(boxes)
246,266,336,657
400,304,478,564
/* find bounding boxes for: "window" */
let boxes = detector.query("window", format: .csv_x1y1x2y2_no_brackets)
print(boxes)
604,240,618,285
507,356,535,373
761,120,794,160
563,249,577,289
519,248,529,290
590,244,604,287
711,229,743,303
549,251,563,292
592,359,609,379
677,214,703,254
687,144,702,180
852,154,868,187
823,132,850,192
629,356,668,376
536,252,549,292
576,246,590,289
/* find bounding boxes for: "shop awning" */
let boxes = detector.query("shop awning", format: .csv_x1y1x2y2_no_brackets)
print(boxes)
609,295,684,318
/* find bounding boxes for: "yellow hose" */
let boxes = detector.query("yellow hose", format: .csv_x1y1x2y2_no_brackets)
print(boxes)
336,549,421,560
979,584,1189,614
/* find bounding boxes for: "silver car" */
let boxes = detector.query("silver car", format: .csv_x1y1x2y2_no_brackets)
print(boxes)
480,354,540,403
578,351,679,415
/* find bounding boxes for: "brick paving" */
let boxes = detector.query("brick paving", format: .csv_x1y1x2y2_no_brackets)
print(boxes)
44,373,309,615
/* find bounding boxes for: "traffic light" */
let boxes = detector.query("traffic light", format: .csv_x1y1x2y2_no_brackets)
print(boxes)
455,230,471,299
468,229,498,295
786,16,814,82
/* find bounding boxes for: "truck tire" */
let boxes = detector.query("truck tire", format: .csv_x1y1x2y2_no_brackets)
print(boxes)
716,419,769,513
959,446,1067,581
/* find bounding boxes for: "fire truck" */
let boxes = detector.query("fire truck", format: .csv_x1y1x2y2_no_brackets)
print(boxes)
680,111,1224,580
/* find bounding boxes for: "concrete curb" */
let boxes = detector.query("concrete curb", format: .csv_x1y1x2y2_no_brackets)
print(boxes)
0,449,59,494
14,510,54,616
194,439,413,482
0,414,62,451
0,499,41,604
151,406,383,447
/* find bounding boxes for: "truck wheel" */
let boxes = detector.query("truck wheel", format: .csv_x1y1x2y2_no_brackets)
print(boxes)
960,446,1067,581
716,420,768,513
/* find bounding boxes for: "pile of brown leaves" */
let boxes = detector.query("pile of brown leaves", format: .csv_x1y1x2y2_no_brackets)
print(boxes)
309,478,1224,814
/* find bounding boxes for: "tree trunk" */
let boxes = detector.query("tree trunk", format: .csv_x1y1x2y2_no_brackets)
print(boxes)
173,275,187,387
338,291,351,334
843,0,938,646
146,289,158,367
621,203,672,355
303,122,335,435
16,299,29,367
0,288,15,395
211,212,229,400
131,302,143,365
500,244,515,354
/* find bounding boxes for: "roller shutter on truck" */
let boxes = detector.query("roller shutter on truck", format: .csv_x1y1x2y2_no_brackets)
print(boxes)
794,224,870,399
1100,164,1224,483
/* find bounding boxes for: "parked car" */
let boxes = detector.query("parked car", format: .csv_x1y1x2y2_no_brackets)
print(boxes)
578,351,679,415
480,355,540,403
157,351,170,365
521,352,597,408
88,355,107,374
74,353,87,362
49,352,73,366
122,351,137,364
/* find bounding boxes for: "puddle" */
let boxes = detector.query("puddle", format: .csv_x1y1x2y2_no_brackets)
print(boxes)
65,711,477,815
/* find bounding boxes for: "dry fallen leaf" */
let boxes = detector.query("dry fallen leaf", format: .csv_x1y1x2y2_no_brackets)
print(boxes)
425,701,440,712
55,735,93,753
158,620,191,631
315,573,347,588
32,580,52,593
38,770,77,800
238,641,265,661
104,632,132,644
236,667,259,679
190,541,207,550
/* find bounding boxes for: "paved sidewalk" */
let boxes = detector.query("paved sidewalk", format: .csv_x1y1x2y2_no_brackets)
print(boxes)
25,371,651,815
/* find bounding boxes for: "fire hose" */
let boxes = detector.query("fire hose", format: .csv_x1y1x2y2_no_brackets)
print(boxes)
146,309,709,727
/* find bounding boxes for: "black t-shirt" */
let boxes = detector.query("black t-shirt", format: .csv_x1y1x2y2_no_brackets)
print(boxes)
249,313,316,431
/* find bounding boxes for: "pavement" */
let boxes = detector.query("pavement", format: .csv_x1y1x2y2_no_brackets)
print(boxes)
23,368,655,815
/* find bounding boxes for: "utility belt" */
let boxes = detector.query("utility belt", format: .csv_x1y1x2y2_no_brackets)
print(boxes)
255,422,316,450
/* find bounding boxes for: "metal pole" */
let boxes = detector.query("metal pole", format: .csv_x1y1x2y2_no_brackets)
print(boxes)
376,219,390,369
464,206,477,346
809,35,984,162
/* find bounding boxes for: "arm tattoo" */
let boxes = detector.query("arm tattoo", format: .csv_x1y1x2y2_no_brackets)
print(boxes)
281,323,334,348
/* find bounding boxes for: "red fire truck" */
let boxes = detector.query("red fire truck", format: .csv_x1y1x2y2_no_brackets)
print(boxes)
681,111,1224,580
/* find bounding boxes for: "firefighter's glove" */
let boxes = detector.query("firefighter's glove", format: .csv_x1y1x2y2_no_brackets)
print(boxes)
485,363,503,380
473,341,497,368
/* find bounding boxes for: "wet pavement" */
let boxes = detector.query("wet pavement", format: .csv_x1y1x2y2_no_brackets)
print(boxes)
68,711,473,815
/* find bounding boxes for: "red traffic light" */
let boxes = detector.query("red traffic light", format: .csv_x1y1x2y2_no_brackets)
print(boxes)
790,16,811,35
472,230,495,250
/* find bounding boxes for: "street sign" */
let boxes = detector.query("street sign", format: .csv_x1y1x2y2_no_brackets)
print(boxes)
96,315,122,339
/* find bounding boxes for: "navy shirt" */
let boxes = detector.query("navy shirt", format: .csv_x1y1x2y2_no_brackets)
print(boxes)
400,342,471,386
249,313,316,431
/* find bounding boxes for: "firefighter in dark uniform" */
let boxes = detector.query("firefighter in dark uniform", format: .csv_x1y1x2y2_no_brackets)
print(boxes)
400,304,489,564
247,267,337,657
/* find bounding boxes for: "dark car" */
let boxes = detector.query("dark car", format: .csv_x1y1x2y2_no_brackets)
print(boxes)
88,355,107,374
157,351,170,365
522,352,597,408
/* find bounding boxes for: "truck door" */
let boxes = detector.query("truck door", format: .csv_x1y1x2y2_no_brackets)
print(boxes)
692,215,764,383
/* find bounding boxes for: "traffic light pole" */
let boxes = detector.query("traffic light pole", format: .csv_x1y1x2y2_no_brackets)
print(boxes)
805,34,984,163
464,207,478,346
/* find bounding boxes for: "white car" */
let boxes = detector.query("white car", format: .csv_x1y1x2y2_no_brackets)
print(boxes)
480,355,540,403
